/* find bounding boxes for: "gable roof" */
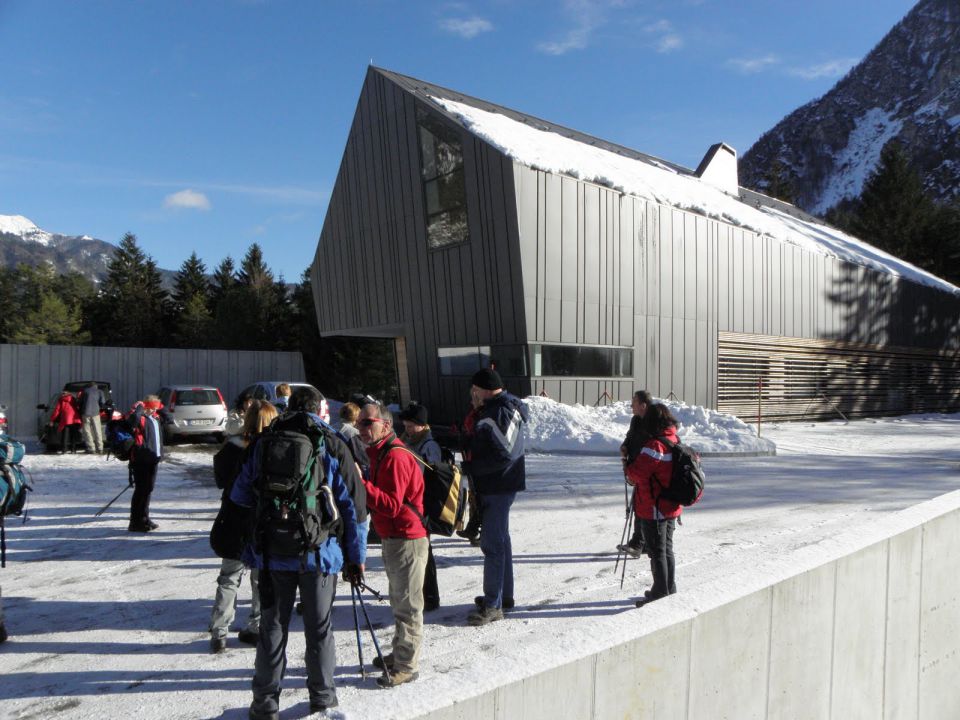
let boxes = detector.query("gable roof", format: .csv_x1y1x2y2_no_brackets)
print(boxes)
372,67,958,296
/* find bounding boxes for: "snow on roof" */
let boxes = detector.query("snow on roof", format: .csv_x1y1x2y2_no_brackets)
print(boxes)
432,97,958,296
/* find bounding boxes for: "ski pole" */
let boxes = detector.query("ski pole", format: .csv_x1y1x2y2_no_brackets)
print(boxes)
351,583,366,678
358,580,386,602
614,482,634,573
354,583,387,671
620,510,633,590
94,483,131,517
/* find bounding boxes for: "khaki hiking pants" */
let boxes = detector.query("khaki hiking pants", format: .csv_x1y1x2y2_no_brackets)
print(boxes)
380,536,429,673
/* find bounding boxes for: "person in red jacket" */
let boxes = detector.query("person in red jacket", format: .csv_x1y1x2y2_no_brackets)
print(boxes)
359,401,427,689
49,391,81,453
626,403,682,607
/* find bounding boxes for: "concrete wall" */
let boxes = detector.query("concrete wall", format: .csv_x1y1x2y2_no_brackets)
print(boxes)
412,495,960,720
0,343,305,438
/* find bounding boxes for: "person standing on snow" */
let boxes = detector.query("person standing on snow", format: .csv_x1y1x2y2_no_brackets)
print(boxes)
359,400,428,688
127,396,164,532
617,389,653,557
49,390,81,454
399,401,443,612
79,382,105,454
462,368,528,626
625,403,682,607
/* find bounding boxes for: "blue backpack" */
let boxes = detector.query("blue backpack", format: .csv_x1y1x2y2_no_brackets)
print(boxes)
0,435,31,568
104,419,136,461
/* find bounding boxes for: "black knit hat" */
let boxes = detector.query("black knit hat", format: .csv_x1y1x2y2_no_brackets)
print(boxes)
471,368,504,391
399,402,429,426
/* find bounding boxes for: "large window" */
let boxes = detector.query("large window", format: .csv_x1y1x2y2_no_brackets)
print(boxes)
418,108,468,249
531,344,633,378
437,344,528,376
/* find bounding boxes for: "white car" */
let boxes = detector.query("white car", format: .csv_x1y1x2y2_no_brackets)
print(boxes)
156,385,228,442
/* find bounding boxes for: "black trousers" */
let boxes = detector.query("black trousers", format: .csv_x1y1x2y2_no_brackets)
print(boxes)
129,459,158,525
423,539,439,606
640,518,676,599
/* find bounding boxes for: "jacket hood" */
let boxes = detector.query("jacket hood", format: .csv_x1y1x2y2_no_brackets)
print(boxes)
487,391,529,422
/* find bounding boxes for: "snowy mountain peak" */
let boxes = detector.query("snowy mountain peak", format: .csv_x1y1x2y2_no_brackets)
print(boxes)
0,214,53,245
740,0,960,214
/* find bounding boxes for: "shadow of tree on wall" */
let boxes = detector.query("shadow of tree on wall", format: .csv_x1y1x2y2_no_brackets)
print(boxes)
816,259,960,419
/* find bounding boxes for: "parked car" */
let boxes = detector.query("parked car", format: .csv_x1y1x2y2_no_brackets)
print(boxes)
36,381,117,452
0,403,8,435
156,385,228,443
237,381,328,421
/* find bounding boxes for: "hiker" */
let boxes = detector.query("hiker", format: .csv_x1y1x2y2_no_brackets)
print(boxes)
399,401,442,612
127,396,165,532
617,389,653,558
463,369,528,626
79,382,105,454
208,400,275,653
455,400,482,545
231,386,364,719
225,393,254,437
626,403,682,607
50,390,81,454
274,383,292,412
359,400,428,688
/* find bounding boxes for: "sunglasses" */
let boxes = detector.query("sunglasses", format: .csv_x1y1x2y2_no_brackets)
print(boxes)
358,417,385,428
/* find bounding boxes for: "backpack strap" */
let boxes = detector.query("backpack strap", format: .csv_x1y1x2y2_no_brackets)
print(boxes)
374,440,428,529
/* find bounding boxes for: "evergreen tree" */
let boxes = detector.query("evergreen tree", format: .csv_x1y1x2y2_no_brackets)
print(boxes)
764,160,797,205
173,291,213,348
11,291,90,345
210,256,237,310
172,252,210,312
92,232,171,347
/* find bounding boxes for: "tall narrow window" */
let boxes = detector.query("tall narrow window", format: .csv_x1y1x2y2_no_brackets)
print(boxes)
418,108,468,249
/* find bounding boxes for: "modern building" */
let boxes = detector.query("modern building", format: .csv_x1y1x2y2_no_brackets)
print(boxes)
311,67,960,423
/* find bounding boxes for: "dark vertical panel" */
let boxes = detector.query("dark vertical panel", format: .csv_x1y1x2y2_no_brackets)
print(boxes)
515,165,539,342
544,173,562,341
560,177,579,342
583,185,600,344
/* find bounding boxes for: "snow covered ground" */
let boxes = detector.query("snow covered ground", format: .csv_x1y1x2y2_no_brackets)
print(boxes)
1,404,958,720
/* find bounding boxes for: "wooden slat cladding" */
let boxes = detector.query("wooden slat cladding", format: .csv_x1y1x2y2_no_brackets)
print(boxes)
718,331,960,422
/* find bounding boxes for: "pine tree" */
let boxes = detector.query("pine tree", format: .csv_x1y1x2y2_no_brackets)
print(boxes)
238,243,274,288
210,256,237,308
173,291,213,348
11,291,90,345
764,160,797,205
92,232,171,347
172,252,210,312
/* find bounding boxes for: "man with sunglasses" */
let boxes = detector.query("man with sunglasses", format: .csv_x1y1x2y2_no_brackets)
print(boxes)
127,395,165,532
358,401,428,688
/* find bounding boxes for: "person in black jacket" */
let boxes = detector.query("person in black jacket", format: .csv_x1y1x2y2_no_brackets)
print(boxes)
208,400,275,653
462,369,529,626
617,390,653,557
128,396,165,532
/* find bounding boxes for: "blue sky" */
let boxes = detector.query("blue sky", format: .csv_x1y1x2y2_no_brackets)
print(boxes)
1,0,917,281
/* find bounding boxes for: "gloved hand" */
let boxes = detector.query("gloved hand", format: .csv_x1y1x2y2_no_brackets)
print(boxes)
343,562,365,585
128,475,135,488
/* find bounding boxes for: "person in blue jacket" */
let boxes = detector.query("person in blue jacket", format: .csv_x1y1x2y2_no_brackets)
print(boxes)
462,369,529,626
231,386,365,720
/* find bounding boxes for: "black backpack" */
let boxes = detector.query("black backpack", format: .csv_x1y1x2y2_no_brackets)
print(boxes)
654,437,705,508
253,416,341,563
0,435,31,568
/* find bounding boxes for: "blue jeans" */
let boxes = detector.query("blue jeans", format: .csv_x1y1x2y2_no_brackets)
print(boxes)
479,492,516,608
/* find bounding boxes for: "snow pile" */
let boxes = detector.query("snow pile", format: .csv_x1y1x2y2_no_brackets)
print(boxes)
432,97,957,295
523,395,775,455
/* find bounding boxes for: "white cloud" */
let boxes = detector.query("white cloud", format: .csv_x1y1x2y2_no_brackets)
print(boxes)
439,16,494,38
787,57,859,80
536,0,608,56
643,19,683,54
726,54,780,74
163,189,211,211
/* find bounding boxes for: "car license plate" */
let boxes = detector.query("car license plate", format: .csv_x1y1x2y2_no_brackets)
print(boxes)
189,419,214,426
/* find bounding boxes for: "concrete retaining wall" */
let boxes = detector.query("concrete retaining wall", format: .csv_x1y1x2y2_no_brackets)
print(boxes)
0,343,305,438
414,495,960,720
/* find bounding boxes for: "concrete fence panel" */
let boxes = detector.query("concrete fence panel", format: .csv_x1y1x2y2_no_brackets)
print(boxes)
0,343,305,438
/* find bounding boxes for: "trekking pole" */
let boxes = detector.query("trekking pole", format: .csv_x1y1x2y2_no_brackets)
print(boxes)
94,483,131,517
354,582,387,671
350,583,366,678
613,482,633,573
619,510,633,590
358,580,386,602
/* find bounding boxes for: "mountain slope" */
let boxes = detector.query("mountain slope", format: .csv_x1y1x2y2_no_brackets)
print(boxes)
0,215,117,282
740,0,960,215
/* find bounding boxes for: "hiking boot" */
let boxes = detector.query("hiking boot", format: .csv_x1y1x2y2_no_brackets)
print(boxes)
617,542,643,558
456,528,479,542
377,670,419,688
467,605,503,626
474,595,514,610
237,628,258,645
128,523,151,532
248,698,279,720
210,636,227,653
309,697,338,713
424,598,440,612
0,623,7,644
372,652,394,671
146,520,159,530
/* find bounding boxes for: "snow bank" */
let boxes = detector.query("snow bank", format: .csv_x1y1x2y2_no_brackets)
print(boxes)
523,396,775,455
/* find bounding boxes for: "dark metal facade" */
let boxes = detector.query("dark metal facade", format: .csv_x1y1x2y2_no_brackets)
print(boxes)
313,67,960,423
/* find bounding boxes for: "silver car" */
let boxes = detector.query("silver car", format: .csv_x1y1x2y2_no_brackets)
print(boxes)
237,381,328,421
156,385,228,442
